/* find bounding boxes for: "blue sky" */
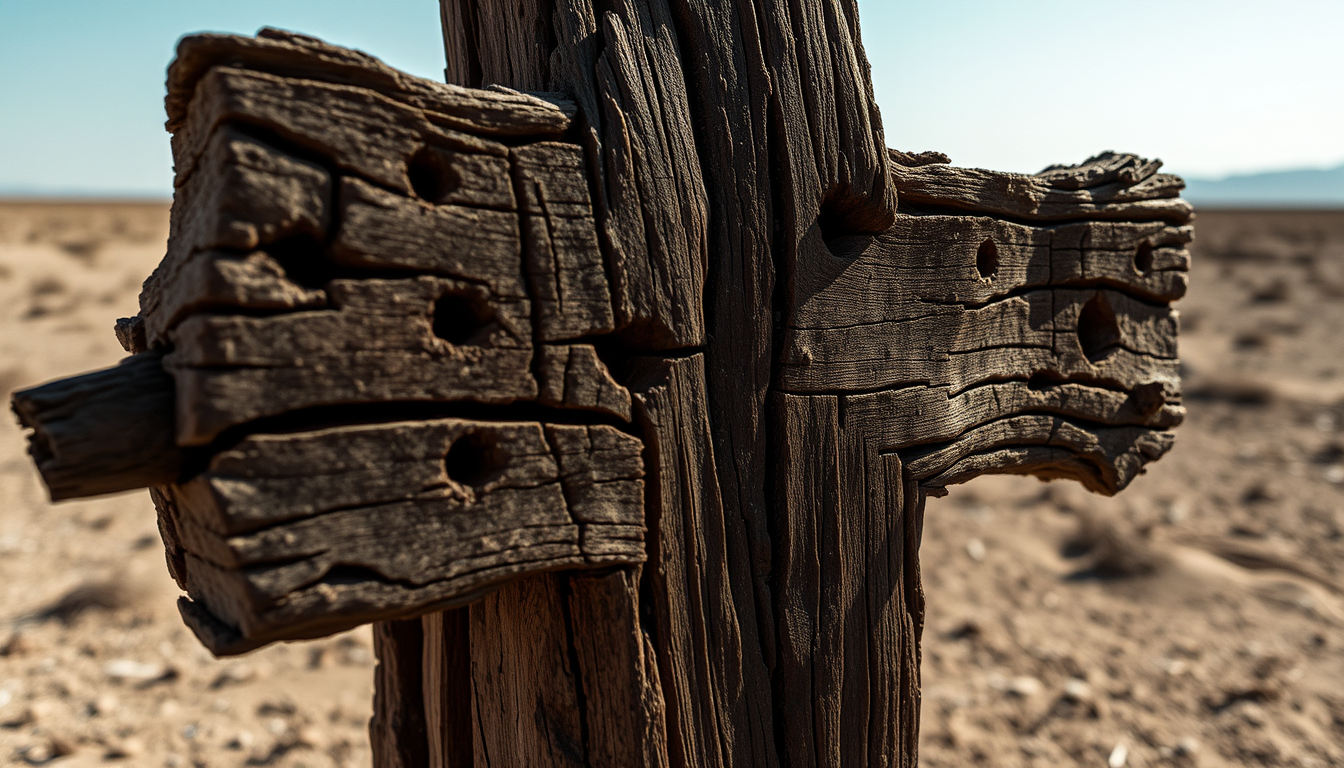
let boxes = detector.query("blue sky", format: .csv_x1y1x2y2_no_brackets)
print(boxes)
1,0,1341,197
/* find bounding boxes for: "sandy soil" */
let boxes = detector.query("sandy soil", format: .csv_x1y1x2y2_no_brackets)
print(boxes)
0,202,374,768
0,202,1341,766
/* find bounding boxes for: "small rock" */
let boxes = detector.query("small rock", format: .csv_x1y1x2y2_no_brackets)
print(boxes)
296,725,327,749
20,735,74,765
226,731,255,751
91,693,119,716
104,659,168,682
1007,676,1042,698
1108,742,1128,768
1063,678,1091,702
1165,499,1191,524
210,663,257,689
257,698,297,716
1325,465,1344,485
1174,737,1200,756
966,538,987,562
103,737,144,760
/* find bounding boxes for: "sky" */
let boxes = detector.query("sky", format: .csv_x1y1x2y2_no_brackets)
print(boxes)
0,0,1341,197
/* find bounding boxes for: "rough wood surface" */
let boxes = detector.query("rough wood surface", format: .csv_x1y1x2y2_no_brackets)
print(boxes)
11,353,181,500
166,419,643,654
370,619,431,768
9,17,1194,768
167,275,533,445
890,149,1194,225
420,610,471,767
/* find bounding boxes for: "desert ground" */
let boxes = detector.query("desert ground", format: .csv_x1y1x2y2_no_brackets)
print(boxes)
0,201,1341,766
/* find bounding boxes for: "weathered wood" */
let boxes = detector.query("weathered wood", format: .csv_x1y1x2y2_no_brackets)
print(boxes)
467,574,587,765
890,149,1193,224
11,354,181,500
166,28,575,139
773,395,924,765
8,15,1196,768
166,419,643,654
167,276,534,445
371,619,431,768
537,345,631,421
628,354,757,768
566,568,670,768
420,610,471,767
512,142,616,341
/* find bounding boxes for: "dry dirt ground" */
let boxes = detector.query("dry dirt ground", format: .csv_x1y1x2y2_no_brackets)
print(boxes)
0,202,1341,767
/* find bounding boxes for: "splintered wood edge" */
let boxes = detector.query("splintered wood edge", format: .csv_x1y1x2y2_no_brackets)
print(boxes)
178,583,503,657
165,30,576,137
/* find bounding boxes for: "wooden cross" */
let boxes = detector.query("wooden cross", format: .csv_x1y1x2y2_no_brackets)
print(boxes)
11,4,1190,765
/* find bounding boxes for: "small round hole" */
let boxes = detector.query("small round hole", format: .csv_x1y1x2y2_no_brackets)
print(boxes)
445,431,505,488
1077,292,1122,363
1134,240,1154,275
432,293,492,346
976,238,999,279
407,145,461,204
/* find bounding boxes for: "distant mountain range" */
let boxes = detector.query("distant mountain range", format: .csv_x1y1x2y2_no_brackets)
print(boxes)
1181,164,1344,208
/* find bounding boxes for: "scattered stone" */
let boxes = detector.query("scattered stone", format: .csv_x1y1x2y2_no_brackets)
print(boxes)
226,731,255,751
296,725,327,749
257,698,297,717
966,538,987,562
91,693,119,716
1107,742,1128,768
210,663,257,689
1063,678,1092,702
103,737,145,760
1007,676,1043,698
19,734,74,765
103,659,170,683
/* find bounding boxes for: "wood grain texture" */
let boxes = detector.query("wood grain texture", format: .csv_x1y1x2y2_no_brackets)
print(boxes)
371,619,431,768
421,610,472,768
166,276,534,445
467,574,587,766
772,394,924,766
628,354,758,768
512,142,616,342
890,150,1193,225
11,353,181,500
165,419,643,654
567,568,670,768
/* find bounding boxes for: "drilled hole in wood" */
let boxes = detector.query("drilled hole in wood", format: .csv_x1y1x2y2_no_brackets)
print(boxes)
407,145,461,204
976,238,999,279
1134,240,1154,275
1077,292,1122,363
432,292,492,346
444,431,505,488
265,235,332,289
